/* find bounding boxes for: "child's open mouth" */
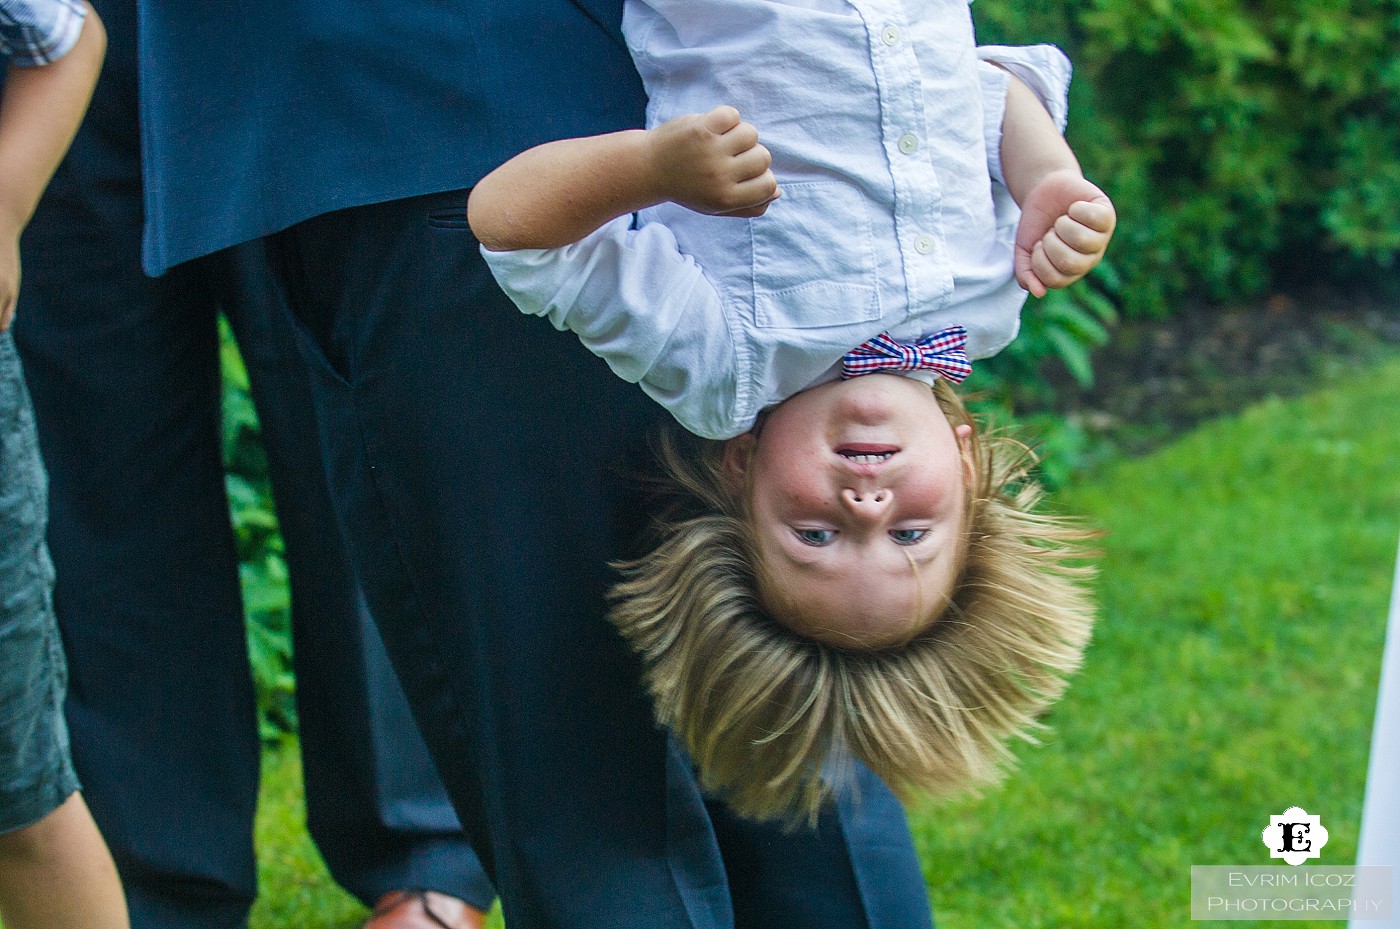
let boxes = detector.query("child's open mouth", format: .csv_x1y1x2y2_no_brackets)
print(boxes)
835,444,898,464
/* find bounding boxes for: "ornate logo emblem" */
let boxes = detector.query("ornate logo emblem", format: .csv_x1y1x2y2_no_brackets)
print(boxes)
1262,807,1329,866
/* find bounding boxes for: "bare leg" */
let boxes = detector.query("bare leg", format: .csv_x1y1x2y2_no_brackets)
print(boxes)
0,792,129,929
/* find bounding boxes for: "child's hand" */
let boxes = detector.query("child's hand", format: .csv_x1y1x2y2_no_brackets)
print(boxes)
646,106,780,218
1013,170,1116,298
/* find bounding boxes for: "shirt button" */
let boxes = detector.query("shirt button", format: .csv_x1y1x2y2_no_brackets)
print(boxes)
898,133,919,155
881,25,900,45
914,234,935,255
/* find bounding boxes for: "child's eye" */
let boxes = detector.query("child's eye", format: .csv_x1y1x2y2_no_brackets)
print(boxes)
889,528,928,545
795,528,836,546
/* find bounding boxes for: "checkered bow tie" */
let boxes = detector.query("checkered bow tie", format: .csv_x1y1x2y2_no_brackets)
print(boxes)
840,327,972,382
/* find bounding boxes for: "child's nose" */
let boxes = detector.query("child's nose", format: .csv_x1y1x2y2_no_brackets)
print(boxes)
840,487,891,520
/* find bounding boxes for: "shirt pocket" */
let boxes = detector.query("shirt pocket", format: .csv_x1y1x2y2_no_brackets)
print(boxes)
750,182,880,330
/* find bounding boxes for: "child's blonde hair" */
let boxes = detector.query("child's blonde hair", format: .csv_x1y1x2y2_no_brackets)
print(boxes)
608,381,1098,824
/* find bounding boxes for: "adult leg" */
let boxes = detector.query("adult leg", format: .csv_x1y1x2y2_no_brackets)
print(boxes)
18,240,259,925
257,191,936,928
707,766,936,929
212,249,495,912
17,111,261,927
16,10,263,924
252,192,730,928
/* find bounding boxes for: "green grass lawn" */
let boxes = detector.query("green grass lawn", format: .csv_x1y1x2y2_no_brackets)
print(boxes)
252,358,1400,928
250,745,507,929
249,746,366,929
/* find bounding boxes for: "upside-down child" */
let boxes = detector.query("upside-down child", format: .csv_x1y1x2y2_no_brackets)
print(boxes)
468,0,1115,823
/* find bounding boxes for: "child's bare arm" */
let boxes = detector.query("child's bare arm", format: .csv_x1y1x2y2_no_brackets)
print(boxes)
468,105,778,252
998,73,1116,297
0,2,105,330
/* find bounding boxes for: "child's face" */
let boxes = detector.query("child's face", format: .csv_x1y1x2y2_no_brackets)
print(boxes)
725,375,973,650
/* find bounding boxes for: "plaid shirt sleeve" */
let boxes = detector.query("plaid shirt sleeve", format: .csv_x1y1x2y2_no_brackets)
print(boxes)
0,0,86,67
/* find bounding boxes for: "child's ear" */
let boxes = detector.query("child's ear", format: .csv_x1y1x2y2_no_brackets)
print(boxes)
721,433,756,491
955,423,975,485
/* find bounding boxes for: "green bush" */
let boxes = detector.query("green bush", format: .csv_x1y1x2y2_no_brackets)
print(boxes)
221,318,297,740
976,0,1400,315
964,271,1122,486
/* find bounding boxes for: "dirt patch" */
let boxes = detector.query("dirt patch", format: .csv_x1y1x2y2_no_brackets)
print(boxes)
1042,286,1400,456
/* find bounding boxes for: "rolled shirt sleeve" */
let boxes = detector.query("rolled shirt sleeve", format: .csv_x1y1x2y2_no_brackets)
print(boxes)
481,216,742,440
976,43,1072,185
0,0,86,67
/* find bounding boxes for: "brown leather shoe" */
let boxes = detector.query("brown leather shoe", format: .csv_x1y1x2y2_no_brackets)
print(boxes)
365,890,488,929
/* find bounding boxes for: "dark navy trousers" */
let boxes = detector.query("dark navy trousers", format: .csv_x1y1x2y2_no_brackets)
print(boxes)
247,190,938,929
12,1,492,924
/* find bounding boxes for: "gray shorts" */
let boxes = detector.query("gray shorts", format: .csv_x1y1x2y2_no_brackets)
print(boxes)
0,331,79,835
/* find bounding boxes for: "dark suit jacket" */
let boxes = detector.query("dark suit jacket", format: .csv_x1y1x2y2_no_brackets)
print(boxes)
137,0,647,274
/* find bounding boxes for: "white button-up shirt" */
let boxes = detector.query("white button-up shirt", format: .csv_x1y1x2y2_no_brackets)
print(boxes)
484,0,1070,439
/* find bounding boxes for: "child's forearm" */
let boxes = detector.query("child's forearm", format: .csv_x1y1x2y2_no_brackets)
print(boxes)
470,106,777,252
998,73,1082,206
0,4,105,234
999,72,1116,296
469,130,665,252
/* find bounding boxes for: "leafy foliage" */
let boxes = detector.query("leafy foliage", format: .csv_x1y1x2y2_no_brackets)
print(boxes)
221,317,297,740
962,261,1122,487
976,0,1400,315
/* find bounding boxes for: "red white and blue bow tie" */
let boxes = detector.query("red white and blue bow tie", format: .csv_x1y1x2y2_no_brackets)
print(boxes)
840,326,972,382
